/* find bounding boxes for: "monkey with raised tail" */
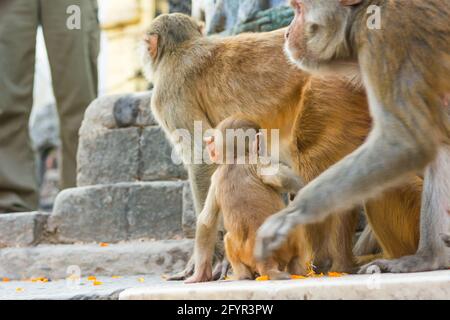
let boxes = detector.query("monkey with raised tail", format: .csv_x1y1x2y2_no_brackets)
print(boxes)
256,0,450,273
186,116,306,283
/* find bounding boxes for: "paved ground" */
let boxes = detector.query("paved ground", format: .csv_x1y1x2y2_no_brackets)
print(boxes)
1,270,449,300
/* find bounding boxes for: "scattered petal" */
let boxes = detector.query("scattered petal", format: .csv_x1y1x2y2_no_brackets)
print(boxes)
2,277,10,282
112,275,122,279
138,277,145,283
30,277,49,283
93,281,103,286
99,242,109,247
87,276,97,281
16,288,24,292
291,275,307,280
328,272,347,277
255,275,269,281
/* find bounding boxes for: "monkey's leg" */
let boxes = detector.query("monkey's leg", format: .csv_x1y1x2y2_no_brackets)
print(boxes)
255,115,436,261
328,211,358,273
224,234,253,280
354,225,381,257
360,145,450,273
168,163,226,280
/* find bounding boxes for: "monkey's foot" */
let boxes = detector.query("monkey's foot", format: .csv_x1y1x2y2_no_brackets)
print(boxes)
185,269,213,284
254,209,300,261
358,253,448,274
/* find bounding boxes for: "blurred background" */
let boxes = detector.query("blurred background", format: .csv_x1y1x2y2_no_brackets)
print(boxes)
32,0,187,209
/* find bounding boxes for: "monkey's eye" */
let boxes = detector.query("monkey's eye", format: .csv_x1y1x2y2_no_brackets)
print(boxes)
307,23,319,35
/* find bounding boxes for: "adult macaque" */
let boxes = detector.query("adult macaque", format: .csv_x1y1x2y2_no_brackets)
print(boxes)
186,116,306,282
257,0,450,273
141,13,423,280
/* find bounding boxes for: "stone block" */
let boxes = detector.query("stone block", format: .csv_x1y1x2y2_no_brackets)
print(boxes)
79,91,155,137
127,182,184,240
0,212,49,247
49,182,185,243
140,127,187,181
49,186,129,243
77,128,140,186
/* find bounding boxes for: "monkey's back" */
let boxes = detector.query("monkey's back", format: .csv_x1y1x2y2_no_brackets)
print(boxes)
215,164,285,239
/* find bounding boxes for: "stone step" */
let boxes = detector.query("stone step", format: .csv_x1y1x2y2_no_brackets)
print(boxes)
119,270,450,300
78,92,187,187
0,212,49,248
49,181,195,243
0,239,193,280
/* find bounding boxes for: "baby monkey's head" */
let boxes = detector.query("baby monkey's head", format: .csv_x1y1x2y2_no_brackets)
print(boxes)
205,116,263,164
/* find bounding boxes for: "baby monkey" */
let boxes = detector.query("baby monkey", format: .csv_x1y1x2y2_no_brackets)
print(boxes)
186,116,306,283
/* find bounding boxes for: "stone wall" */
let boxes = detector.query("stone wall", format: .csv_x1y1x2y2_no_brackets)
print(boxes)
49,92,196,243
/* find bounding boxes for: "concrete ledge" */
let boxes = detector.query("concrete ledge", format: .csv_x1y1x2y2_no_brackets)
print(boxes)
119,270,450,300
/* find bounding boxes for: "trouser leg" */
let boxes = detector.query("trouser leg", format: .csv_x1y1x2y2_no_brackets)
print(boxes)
0,0,39,212
40,0,99,189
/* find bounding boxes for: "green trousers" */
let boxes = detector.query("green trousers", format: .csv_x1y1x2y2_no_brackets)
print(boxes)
0,0,99,212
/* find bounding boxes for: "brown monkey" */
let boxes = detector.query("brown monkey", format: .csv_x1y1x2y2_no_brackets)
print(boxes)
140,13,423,279
256,0,450,273
186,116,306,282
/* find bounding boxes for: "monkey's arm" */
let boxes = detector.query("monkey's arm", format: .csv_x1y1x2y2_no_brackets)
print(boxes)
259,163,305,194
255,97,440,262
186,182,221,283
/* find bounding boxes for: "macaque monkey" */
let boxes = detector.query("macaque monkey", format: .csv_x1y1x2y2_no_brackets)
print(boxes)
186,116,306,282
256,0,450,273
141,13,423,280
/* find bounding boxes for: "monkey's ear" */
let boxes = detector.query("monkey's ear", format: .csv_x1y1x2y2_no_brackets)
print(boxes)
146,34,159,60
197,21,206,35
339,0,362,6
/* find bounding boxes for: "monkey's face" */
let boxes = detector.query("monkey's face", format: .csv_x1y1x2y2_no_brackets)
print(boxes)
285,0,356,75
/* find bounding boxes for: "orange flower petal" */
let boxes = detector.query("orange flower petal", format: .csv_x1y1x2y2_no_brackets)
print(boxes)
291,275,307,280
87,276,97,281
2,277,10,282
93,281,103,286
99,242,109,247
328,272,347,277
255,275,269,281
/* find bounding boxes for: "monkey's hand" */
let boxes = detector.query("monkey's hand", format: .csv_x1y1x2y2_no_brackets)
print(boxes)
254,207,301,261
